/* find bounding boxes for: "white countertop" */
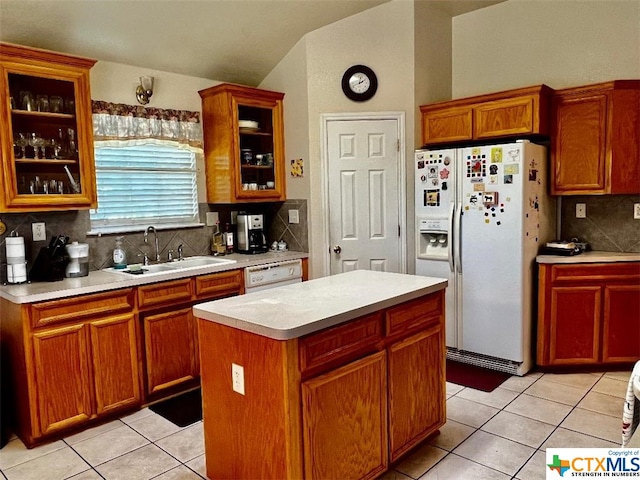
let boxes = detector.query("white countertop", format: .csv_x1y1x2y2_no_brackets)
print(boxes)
536,251,640,264
0,251,308,304
193,270,448,340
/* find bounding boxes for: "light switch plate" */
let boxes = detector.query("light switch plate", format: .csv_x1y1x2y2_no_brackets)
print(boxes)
634,203,640,220
288,209,299,224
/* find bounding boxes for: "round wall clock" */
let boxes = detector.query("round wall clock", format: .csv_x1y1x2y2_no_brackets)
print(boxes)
341,65,378,102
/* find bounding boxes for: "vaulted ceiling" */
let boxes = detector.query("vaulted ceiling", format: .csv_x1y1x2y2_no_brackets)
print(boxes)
0,0,504,86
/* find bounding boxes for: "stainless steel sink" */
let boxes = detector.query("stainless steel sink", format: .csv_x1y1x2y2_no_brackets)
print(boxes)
103,256,236,276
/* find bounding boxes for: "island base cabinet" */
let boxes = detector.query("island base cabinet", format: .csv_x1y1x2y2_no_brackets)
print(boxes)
302,351,388,480
388,325,445,461
198,320,303,480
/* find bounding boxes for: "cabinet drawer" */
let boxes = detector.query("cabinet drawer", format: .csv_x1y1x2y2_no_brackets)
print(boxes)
299,312,383,377
31,289,135,328
137,279,193,309
551,263,640,284
195,269,242,299
386,291,443,340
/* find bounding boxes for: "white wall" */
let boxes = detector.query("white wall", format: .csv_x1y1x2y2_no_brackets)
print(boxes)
91,61,218,112
262,0,417,278
90,61,220,202
452,0,640,97
260,39,311,201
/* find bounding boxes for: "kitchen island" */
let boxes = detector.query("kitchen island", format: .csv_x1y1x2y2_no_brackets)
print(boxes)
193,270,447,480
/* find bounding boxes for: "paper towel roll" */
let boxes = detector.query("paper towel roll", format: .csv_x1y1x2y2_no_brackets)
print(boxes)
6,236,26,264
7,262,27,283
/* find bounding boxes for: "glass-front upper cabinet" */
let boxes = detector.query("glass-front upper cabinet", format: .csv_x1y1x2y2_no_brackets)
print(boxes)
0,42,97,212
199,83,286,203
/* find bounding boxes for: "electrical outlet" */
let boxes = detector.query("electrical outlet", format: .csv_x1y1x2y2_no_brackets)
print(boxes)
288,209,299,224
634,203,640,220
231,363,245,395
32,222,46,241
575,203,586,219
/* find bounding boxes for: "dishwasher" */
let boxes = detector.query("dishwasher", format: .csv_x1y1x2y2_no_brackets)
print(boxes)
244,258,303,293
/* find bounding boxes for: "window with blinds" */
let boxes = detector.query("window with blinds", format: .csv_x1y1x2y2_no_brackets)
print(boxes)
90,144,199,231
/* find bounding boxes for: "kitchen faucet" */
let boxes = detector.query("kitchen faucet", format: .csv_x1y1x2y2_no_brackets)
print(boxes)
144,226,160,263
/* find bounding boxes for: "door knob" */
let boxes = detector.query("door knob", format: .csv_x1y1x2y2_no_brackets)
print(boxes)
333,245,342,254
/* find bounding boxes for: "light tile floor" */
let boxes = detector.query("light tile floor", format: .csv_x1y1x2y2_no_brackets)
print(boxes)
0,370,628,480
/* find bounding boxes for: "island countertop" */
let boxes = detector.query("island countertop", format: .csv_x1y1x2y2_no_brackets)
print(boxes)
193,270,447,340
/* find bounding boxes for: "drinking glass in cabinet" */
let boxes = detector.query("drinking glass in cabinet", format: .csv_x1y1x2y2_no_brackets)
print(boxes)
50,95,63,113
64,97,75,114
19,91,35,111
28,133,45,159
14,133,27,158
36,95,49,112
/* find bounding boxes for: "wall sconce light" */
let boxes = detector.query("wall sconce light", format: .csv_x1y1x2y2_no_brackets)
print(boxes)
136,76,154,105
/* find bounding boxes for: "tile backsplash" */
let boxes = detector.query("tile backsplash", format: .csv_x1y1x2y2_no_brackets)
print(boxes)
0,200,308,276
560,195,640,252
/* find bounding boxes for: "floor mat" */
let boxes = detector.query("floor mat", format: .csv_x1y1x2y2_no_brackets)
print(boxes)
446,359,512,392
149,388,203,427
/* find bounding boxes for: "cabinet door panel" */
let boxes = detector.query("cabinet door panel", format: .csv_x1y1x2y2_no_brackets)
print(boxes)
602,285,640,363
549,286,601,364
90,313,141,415
421,106,473,145
388,325,445,461
474,96,534,139
302,351,387,480
551,94,607,194
144,307,198,395
32,324,92,436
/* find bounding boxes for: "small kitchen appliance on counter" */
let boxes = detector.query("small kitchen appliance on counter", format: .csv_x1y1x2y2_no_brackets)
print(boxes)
236,214,268,254
65,241,89,277
29,234,69,282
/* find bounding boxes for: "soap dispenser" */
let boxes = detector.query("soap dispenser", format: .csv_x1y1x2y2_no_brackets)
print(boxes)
113,236,127,269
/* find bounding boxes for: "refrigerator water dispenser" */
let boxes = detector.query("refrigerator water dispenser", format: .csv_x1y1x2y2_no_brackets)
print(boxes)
417,217,449,260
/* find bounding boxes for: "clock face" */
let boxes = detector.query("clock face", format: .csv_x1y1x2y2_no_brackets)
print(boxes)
349,73,371,94
341,65,377,102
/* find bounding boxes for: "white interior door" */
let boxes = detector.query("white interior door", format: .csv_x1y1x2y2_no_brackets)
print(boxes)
327,119,400,274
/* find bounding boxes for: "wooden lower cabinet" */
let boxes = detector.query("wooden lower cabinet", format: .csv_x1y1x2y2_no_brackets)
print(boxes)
30,312,140,440
32,324,93,436
603,285,640,363
537,262,640,367
302,351,388,480
198,289,445,479
388,325,445,461
143,307,199,395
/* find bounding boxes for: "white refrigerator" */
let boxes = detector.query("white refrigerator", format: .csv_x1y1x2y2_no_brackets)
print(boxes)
415,140,555,375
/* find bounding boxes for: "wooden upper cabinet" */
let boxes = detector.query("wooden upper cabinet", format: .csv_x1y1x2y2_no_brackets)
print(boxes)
420,85,552,146
551,80,640,195
199,83,286,203
0,42,97,212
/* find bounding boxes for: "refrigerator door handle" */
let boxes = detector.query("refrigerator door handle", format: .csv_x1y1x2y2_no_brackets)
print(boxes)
455,203,462,274
448,202,455,273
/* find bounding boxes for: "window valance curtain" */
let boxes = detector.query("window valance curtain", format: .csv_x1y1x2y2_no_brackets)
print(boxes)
91,101,203,151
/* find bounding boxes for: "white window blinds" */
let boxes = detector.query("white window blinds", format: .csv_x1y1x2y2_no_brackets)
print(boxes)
90,144,199,231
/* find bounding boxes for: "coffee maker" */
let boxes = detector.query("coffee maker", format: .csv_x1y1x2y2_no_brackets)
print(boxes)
236,214,268,254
